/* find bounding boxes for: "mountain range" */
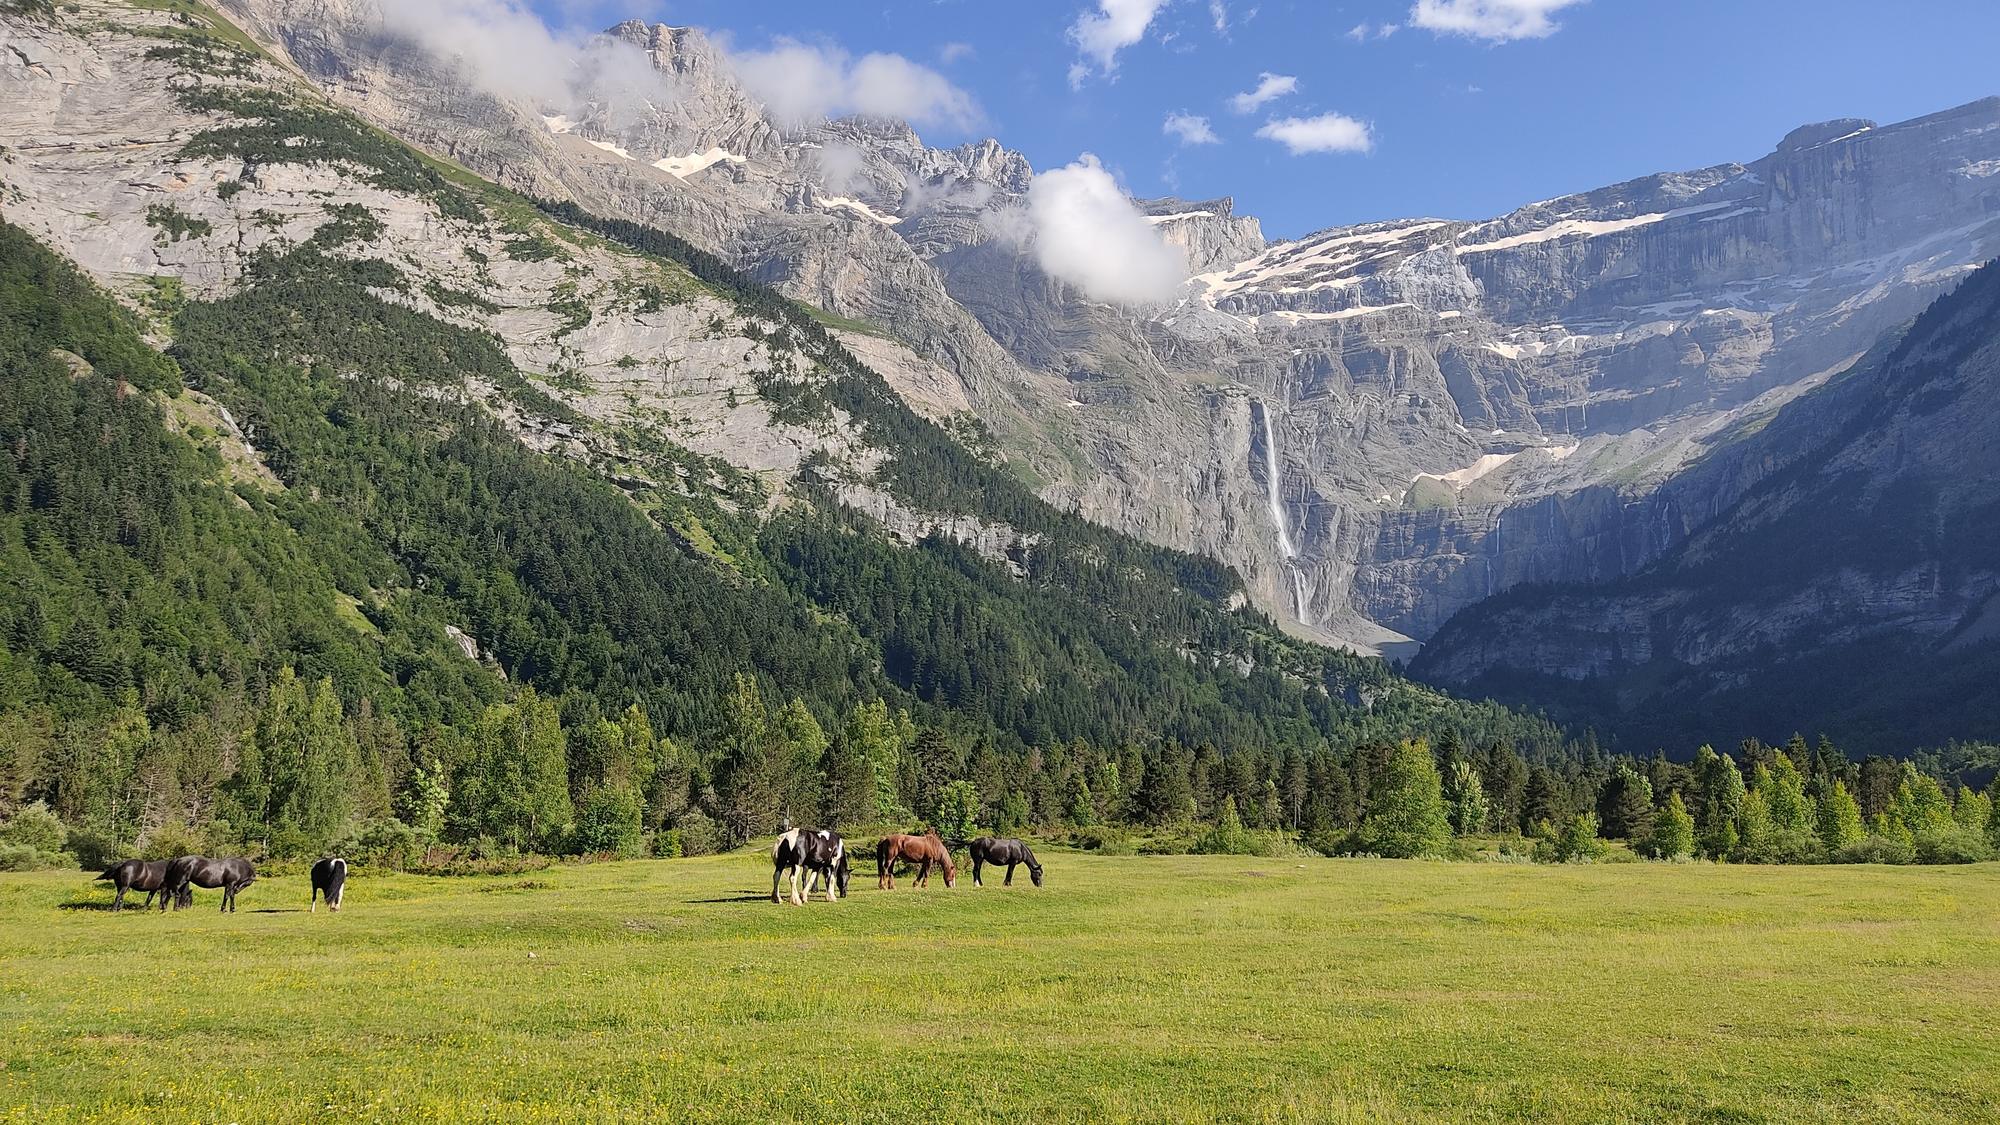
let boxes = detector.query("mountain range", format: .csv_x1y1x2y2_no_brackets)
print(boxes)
4,0,1999,753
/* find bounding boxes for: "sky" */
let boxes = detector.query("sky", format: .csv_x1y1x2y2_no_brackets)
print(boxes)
521,0,2000,240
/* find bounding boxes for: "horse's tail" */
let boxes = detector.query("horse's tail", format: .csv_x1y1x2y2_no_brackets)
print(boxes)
875,837,891,866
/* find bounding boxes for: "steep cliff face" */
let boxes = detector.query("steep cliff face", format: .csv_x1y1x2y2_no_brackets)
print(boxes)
188,2,2000,657
1414,262,2000,752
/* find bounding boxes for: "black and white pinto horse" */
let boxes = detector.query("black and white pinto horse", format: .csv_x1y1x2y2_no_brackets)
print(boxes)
165,855,257,912
771,828,848,905
969,836,1044,887
96,859,173,911
310,856,348,912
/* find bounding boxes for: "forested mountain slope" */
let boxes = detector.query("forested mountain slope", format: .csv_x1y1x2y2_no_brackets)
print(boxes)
0,0,1563,859
1417,262,2000,754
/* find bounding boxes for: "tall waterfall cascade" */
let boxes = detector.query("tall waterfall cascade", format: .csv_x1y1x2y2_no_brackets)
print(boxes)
1258,402,1313,627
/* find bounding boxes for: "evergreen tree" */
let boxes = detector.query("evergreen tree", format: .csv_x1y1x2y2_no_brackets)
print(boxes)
1597,764,1655,841
1064,772,1097,827
1648,791,1696,859
1356,740,1452,859
713,674,780,841
1479,741,1527,834
1521,764,1569,834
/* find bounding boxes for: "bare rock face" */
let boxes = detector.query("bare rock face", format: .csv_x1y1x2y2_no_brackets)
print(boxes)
133,2,2000,658
1413,262,2000,750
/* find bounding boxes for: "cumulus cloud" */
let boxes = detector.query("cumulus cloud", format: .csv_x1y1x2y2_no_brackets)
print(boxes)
728,40,981,130
1409,0,1586,42
1067,0,1169,83
1228,72,1298,114
1256,113,1374,155
990,155,1187,305
1163,112,1220,146
380,0,676,126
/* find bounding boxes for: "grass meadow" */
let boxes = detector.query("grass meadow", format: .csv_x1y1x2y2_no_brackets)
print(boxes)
2,852,1997,1123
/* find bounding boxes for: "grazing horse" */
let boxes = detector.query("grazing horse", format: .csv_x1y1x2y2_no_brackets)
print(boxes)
97,859,172,911
876,830,956,889
970,837,1044,887
310,857,348,912
772,828,846,905
165,855,257,913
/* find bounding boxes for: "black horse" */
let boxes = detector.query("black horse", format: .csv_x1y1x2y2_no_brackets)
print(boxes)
969,837,1044,887
310,856,348,912
96,859,172,911
165,855,257,912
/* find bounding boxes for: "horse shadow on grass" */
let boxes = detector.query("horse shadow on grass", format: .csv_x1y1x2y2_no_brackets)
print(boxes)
687,892,780,904
57,901,120,912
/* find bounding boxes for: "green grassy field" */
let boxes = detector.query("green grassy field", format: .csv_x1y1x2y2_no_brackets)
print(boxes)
2,853,1997,1123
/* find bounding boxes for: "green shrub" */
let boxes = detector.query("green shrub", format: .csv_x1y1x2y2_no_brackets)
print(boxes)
1192,798,1261,856
570,787,645,858
63,828,121,871
1912,826,1993,865
137,821,212,861
650,829,683,859
0,843,74,871
1533,814,1607,864
0,802,68,854
1836,834,1914,865
671,810,724,858
334,819,428,872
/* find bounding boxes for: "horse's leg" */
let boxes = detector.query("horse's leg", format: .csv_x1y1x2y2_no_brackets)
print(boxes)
772,864,782,904
916,858,929,888
1005,862,1016,887
111,885,126,912
824,866,838,904
972,858,983,887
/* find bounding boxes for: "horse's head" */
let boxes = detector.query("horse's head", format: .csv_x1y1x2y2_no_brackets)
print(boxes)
940,848,958,887
1028,861,1045,887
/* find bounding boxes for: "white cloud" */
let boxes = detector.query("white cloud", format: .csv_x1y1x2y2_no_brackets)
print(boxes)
1347,20,1400,41
1409,0,1586,42
1163,112,1220,146
1068,0,1170,81
1208,0,1229,34
728,41,981,130
991,154,1187,305
938,41,975,64
380,0,677,126
1256,113,1374,155
1228,72,1298,114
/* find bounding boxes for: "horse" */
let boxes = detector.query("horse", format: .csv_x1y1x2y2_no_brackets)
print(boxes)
772,828,847,905
970,837,1044,887
310,857,348,912
876,829,956,889
96,859,172,911
165,855,257,913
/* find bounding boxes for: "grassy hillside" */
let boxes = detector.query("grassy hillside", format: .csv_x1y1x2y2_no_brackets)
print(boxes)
3,854,1997,1122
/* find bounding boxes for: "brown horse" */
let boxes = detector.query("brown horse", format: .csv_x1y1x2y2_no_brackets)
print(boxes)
876,830,956,889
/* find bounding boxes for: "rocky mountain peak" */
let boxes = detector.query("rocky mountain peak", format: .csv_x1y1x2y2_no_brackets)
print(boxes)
1776,117,1878,152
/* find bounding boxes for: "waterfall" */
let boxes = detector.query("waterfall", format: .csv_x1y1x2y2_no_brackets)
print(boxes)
1258,402,1313,627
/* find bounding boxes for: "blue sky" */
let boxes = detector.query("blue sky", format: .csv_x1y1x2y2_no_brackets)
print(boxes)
533,0,2000,239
